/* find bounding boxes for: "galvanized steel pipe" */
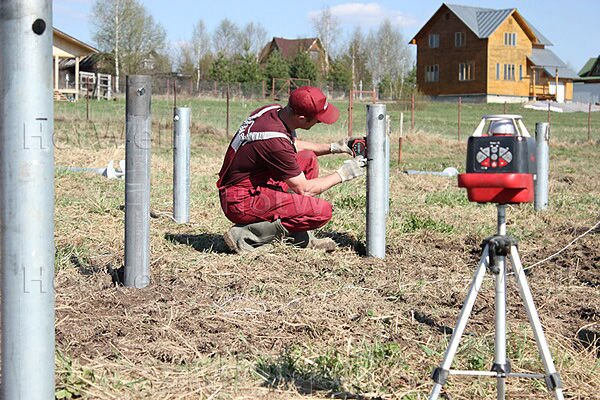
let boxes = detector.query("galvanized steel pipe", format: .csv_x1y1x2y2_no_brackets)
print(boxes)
173,107,191,223
0,1,56,397
366,103,387,258
385,116,391,215
535,122,549,211
124,76,152,288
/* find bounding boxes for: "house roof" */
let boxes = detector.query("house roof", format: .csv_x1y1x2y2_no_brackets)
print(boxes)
528,48,579,79
411,3,552,45
53,28,98,54
276,37,317,59
446,4,513,38
260,37,319,62
578,56,600,77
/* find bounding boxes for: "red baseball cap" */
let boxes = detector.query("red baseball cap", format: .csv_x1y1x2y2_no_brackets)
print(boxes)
288,86,340,124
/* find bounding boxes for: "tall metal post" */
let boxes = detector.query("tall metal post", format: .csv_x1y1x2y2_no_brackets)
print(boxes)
385,115,391,215
366,104,387,258
0,1,56,398
124,75,152,288
535,122,550,211
173,107,191,223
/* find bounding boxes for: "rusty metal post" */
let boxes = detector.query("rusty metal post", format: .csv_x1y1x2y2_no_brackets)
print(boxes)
458,97,462,141
398,112,404,167
226,85,230,139
588,102,592,141
411,93,415,132
348,89,354,137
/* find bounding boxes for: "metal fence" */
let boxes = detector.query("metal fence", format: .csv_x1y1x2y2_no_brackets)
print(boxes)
112,76,391,101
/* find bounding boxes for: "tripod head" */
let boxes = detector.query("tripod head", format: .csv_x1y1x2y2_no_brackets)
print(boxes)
458,115,536,204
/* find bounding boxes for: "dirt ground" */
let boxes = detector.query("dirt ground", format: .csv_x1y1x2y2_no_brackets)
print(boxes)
52,119,599,399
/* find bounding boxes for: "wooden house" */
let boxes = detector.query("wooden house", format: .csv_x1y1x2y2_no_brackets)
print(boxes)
259,37,327,74
53,28,99,101
409,3,578,103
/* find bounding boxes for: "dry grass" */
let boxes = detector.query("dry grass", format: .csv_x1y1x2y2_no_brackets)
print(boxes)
53,99,599,399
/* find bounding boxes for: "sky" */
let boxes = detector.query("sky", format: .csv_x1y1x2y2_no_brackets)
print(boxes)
54,0,599,72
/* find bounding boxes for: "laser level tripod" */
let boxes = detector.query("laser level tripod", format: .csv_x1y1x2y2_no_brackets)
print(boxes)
428,205,564,400
429,115,563,399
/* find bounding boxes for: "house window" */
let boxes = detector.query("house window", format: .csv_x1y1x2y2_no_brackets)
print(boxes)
519,65,523,81
496,63,500,80
455,32,465,47
429,34,440,48
504,32,517,46
425,65,439,82
503,64,516,80
459,63,473,81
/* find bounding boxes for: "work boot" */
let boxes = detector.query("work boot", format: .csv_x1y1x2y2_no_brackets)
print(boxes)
223,219,287,254
287,230,338,252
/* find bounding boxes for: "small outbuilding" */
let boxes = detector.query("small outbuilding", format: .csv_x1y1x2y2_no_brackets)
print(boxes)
574,55,600,103
53,28,100,101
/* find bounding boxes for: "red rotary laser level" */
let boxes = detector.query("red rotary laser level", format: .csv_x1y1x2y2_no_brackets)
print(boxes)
350,137,367,158
458,115,536,204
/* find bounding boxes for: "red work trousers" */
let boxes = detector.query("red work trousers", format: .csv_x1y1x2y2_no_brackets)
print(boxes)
219,150,332,232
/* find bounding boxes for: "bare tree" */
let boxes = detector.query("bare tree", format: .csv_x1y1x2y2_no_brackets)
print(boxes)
191,20,210,89
366,19,412,96
92,0,167,92
311,7,341,73
175,42,195,78
212,19,240,58
238,22,268,59
346,27,370,89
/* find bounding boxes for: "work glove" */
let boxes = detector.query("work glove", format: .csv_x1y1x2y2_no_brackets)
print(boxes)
336,157,366,182
330,136,361,155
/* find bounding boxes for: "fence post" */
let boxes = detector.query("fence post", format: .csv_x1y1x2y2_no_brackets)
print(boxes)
366,103,387,259
86,80,90,120
173,107,191,223
411,93,415,132
226,85,230,139
398,112,404,167
348,89,354,137
458,96,462,141
588,102,592,141
1,1,56,397
124,75,152,288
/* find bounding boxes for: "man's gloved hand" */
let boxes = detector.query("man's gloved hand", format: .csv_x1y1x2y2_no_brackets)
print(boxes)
330,136,361,155
336,157,366,182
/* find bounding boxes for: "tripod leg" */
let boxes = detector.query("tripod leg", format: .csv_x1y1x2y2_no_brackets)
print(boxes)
493,256,508,400
509,246,565,400
429,245,490,400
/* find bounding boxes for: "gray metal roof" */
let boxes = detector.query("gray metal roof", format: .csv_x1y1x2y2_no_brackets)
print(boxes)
445,3,551,45
520,16,552,45
528,48,579,79
446,4,514,38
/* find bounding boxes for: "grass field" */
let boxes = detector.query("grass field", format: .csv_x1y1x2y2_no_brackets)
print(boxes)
53,95,598,399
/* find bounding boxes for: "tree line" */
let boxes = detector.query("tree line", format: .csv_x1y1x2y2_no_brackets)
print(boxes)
92,0,415,98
